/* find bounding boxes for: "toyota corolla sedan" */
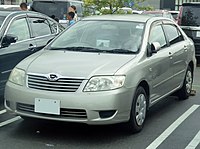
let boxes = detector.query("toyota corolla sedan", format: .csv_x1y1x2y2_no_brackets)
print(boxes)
4,15,196,133
0,11,64,96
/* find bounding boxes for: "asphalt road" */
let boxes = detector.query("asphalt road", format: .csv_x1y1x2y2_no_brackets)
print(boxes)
0,67,200,149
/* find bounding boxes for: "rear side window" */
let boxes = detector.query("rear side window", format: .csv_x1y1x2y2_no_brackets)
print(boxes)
182,5,200,26
29,18,52,37
163,24,184,45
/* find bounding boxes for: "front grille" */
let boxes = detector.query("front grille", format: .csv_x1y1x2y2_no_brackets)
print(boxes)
28,74,84,92
17,103,87,119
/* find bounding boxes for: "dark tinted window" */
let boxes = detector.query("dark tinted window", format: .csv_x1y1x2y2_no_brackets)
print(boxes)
149,25,166,48
7,18,30,41
163,24,184,45
182,5,200,26
31,1,70,20
29,18,51,37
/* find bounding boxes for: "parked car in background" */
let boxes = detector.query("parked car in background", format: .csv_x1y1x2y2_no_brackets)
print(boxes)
0,5,21,11
30,0,84,27
0,11,64,96
132,9,143,14
178,2,200,60
5,15,196,133
118,7,133,14
142,10,175,21
169,10,179,22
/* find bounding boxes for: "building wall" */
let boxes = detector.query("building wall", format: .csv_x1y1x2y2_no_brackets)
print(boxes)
160,0,175,10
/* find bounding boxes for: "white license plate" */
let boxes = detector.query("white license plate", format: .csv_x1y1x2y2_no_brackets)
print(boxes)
196,31,200,37
35,98,60,115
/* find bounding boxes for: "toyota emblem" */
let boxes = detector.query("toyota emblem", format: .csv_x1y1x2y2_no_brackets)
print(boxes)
47,73,59,81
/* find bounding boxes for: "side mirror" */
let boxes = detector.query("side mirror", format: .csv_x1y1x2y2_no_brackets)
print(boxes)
151,42,161,53
147,42,161,57
1,34,18,47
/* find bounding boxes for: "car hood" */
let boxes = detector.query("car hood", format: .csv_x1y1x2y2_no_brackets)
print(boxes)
25,50,136,79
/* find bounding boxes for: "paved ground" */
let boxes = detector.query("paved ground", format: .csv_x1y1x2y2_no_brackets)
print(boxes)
0,67,200,149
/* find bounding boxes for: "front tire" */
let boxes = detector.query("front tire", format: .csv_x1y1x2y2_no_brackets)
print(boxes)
126,86,147,133
176,66,193,100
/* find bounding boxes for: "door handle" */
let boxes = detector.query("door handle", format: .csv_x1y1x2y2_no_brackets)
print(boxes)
169,52,173,59
29,44,37,51
184,45,187,52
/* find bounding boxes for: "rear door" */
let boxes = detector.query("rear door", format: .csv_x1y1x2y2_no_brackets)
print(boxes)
148,21,174,102
0,16,35,94
27,15,58,52
163,22,188,88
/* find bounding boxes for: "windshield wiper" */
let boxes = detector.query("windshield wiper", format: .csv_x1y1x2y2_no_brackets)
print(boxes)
49,47,136,54
107,49,137,54
49,47,104,52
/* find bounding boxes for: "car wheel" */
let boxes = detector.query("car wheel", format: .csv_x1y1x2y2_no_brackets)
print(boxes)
126,86,147,133
176,66,193,100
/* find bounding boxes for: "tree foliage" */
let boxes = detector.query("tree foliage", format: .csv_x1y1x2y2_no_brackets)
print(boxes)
83,0,147,15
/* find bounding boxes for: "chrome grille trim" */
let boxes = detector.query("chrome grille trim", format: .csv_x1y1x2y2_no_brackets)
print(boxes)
27,73,84,92
17,103,87,119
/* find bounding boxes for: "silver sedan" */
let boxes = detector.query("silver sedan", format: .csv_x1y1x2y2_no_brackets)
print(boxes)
4,14,196,133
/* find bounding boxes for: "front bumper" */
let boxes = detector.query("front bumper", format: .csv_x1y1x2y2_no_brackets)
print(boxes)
4,81,135,125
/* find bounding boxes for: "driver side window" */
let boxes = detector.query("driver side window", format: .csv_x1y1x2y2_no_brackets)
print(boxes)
149,24,167,48
7,18,30,42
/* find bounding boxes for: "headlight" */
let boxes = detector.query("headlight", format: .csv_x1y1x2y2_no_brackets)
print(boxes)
84,76,125,92
9,68,25,86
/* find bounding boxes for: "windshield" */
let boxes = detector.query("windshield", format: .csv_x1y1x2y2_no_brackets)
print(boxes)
50,20,144,54
0,16,5,27
182,6,200,26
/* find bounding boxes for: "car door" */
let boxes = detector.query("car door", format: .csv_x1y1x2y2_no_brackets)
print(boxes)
0,16,36,94
148,21,174,102
163,22,188,88
27,16,58,52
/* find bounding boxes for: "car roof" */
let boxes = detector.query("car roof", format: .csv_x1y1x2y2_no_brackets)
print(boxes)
0,10,49,18
82,14,152,23
0,11,51,17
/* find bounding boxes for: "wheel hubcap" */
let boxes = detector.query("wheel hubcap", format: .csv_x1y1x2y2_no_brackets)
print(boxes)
186,71,192,94
135,94,147,126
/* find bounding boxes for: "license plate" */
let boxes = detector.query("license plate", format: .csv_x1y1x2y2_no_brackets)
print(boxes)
35,98,60,115
196,31,200,37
